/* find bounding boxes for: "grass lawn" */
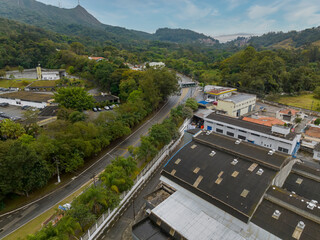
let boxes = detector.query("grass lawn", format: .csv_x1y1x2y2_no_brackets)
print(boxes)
0,79,36,88
277,94,320,110
29,80,58,87
3,180,93,240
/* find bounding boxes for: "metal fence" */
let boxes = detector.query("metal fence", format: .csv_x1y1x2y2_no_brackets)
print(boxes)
80,118,191,240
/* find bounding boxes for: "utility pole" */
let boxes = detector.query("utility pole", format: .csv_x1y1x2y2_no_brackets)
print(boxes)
132,199,136,220
92,173,97,187
311,100,314,111
55,158,61,183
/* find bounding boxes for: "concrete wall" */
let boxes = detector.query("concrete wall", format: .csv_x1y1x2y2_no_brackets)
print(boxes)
5,70,37,79
313,150,320,161
0,97,47,108
204,118,300,155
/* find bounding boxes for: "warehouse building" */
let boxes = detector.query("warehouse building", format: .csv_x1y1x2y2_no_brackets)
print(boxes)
203,112,301,155
132,132,320,240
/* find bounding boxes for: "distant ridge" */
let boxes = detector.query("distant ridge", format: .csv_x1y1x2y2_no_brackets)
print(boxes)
0,0,218,46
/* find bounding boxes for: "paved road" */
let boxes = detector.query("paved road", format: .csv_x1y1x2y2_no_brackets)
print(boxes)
97,132,193,240
0,75,192,239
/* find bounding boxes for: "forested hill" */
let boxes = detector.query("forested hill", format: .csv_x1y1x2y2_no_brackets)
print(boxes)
0,0,218,46
232,26,320,49
154,28,218,45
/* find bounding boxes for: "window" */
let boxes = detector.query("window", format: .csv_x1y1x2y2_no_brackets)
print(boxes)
217,123,223,126
238,135,246,140
227,126,235,130
227,131,234,137
216,128,223,133
278,147,289,153
239,129,247,133
251,133,260,137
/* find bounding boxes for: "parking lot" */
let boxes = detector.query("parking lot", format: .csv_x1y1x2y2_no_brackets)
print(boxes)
0,105,25,121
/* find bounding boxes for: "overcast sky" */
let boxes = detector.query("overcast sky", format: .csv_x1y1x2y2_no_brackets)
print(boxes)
37,0,320,39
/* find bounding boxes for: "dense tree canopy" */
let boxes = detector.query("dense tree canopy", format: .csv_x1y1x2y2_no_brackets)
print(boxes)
54,87,94,111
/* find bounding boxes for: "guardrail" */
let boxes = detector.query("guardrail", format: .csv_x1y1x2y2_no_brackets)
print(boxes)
80,118,191,240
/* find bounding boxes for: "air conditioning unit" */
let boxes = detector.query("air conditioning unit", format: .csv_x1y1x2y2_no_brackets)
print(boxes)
268,149,275,155
272,210,281,219
297,221,305,230
231,159,238,165
256,168,264,175
209,150,216,157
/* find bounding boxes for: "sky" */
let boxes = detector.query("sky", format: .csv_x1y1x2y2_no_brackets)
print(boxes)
37,0,320,41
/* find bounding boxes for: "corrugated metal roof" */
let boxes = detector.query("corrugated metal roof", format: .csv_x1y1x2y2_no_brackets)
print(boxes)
152,191,246,240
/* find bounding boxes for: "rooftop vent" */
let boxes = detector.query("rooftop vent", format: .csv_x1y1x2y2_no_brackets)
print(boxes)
256,168,264,175
272,210,281,219
268,149,276,155
307,201,317,210
191,144,197,149
209,150,216,157
206,130,213,135
297,221,305,230
231,159,238,165
235,139,242,145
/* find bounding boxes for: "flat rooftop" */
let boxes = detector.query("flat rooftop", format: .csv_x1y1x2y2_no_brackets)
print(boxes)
204,85,237,95
205,112,298,140
283,162,320,202
305,126,320,138
151,191,246,240
195,132,290,170
0,91,53,102
162,134,281,221
252,187,320,240
132,217,172,240
243,116,285,127
221,93,255,103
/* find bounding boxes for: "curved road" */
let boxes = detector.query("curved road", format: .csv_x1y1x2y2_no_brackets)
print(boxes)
0,75,192,239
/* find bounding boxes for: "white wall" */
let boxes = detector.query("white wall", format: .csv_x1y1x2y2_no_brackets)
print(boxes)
0,97,47,108
204,119,300,155
313,150,320,161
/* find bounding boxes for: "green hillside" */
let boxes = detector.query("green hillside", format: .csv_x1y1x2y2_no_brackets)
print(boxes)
0,0,218,46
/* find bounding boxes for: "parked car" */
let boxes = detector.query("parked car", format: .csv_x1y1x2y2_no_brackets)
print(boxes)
0,103,9,107
104,106,110,110
22,105,31,110
97,108,102,111
93,107,98,112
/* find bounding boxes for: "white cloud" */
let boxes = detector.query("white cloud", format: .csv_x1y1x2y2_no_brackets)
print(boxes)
177,0,212,20
285,1,320,26
248,5,279,19
226,0,244,10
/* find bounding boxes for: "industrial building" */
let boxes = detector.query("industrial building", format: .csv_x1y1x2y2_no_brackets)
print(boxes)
202,86,256,117
202,112,301,155
0,91,53,109
132,131,320,240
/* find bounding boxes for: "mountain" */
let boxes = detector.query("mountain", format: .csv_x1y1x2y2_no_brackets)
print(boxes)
154,28,218,45
0,0,218,46
231,27,320,49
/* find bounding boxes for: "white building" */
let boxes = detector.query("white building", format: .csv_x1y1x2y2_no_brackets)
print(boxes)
41,71,60,80
145,62,165,69
0,92,53,109
216,93,256,117
203,86,256,117
5,68,66,80
203,112,301,155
